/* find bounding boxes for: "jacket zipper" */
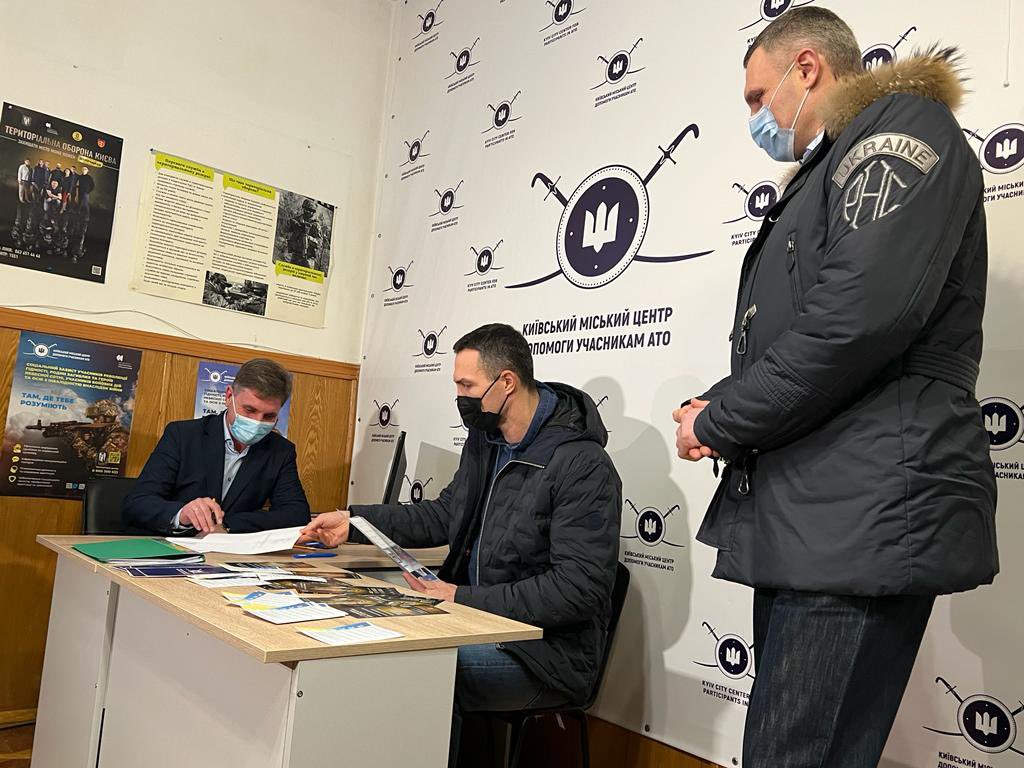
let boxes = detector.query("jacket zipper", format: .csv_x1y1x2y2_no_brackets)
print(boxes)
786,234,805,313
475,458,545,586
735,304,758,356
737,449,759,496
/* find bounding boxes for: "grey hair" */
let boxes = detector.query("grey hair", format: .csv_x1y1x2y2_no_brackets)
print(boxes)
743,7,863,79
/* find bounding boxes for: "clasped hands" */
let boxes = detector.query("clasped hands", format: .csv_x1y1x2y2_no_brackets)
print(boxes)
673,398,719,462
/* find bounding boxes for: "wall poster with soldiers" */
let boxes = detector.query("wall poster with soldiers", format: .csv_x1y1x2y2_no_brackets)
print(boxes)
0,103,123,282
130,151,336,328
0,331,141,499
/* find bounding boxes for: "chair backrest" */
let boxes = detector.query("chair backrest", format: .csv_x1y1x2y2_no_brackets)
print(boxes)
584,562,631,710
82,477,138,534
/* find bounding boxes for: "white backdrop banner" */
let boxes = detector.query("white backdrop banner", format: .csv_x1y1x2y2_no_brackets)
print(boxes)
349,1,1024,766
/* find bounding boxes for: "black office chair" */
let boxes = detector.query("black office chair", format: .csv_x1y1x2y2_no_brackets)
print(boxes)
482,562,631,768
82,476,138,534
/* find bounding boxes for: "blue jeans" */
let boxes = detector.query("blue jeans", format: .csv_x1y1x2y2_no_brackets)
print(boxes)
743,589,934,768
449,643,567,768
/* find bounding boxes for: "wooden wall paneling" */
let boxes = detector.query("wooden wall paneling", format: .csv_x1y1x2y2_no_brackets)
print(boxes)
0,499,80,712
288,374,353,512
123,351,170,476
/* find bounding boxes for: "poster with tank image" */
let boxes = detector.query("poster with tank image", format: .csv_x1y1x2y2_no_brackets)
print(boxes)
0,331,141,498
0,103,122,282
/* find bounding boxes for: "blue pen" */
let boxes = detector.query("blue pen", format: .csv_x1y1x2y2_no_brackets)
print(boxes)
293,552,338,559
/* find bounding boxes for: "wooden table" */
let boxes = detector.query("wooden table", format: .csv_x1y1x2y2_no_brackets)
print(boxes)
31,536,540,768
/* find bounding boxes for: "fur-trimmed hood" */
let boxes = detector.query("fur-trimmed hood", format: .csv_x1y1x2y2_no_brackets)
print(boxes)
821,46,966,138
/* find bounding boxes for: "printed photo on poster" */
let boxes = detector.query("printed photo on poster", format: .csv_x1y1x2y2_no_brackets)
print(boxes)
131,151,337,328
1,332,141,498
0,103,122,283
194,360,291,437
272,191,333,276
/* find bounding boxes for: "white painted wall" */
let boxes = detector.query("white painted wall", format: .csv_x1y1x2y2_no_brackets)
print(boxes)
0,0,393,363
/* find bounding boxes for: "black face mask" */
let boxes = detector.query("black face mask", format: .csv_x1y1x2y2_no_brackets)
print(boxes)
457,376,510,435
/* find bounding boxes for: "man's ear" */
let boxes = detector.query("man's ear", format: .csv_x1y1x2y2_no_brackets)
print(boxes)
795,47,823,88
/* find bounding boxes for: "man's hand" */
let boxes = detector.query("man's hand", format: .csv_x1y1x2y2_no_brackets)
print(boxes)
179,497,224,532
300,510,350,547
402,572,457,603
673,399,719,461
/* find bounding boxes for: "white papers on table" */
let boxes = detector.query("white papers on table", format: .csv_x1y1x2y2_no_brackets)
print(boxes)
221,562,295,573
167,526,305,555
301,622,404,646
223,590,306,609
107,556,205,566
188,575,266,589
244,602,346,625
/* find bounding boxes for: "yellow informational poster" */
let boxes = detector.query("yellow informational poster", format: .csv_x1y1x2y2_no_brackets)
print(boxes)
131,150,336,327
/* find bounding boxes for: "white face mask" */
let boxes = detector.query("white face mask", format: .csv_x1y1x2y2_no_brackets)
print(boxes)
748,59,811,163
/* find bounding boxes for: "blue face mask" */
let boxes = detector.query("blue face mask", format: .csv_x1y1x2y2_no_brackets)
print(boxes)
749,59,811,163
229,396,276,446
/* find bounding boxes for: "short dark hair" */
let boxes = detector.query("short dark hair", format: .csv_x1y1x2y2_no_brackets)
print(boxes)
453,324,536,390
743,7,862,79
233,358,292,403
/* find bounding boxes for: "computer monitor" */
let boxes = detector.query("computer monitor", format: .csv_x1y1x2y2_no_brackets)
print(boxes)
382,431,407,504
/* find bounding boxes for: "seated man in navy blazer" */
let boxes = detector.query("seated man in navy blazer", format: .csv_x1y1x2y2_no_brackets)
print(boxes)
122,358,311,535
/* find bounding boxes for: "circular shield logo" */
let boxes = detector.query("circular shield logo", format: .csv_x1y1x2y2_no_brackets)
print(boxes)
32,343,50,357
959,695,1016,753
494,103,511,129
761,0,793,21
423,333,439,357
208,371,223,384
980,397,1024,451
456,49,471,73
607,51,630,84
715,635,753,679
861,44,896,69
421,11,435,33
408,141,421,163
636,507,665,546
476,248,493,274
378,404,393,428
980,124,1024,174
558,165,649,289
410,481,425,503
553,0,573,24
440,190,456,213
391,268,407,291
745,181,780,220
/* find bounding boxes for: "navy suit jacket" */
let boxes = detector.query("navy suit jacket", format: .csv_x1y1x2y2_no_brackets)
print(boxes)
122,413,310,535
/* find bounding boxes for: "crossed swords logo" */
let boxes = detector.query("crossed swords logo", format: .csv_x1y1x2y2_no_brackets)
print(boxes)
925,676,1023,756
861,26,916,69
510,124,712,289
694,621,756,681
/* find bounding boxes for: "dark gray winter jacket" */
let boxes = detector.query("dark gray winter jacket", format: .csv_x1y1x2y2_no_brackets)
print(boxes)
694,50,998,596
349,382,621,703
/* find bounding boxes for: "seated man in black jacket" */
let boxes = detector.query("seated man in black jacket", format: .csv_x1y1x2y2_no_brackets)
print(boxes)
123,358,310,535
303,323,621,766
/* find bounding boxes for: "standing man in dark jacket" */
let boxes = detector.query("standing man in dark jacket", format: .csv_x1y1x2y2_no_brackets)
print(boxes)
304,323,621,767
673,9,998,768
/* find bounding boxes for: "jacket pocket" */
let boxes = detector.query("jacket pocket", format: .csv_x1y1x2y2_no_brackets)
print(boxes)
696,464,746,552
786,231,805,314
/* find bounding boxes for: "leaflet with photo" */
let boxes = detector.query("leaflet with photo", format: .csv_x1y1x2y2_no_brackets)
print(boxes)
348,516,440,581
131,150,338,327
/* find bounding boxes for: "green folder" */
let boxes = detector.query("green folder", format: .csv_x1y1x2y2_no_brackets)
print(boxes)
72,538,197,563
